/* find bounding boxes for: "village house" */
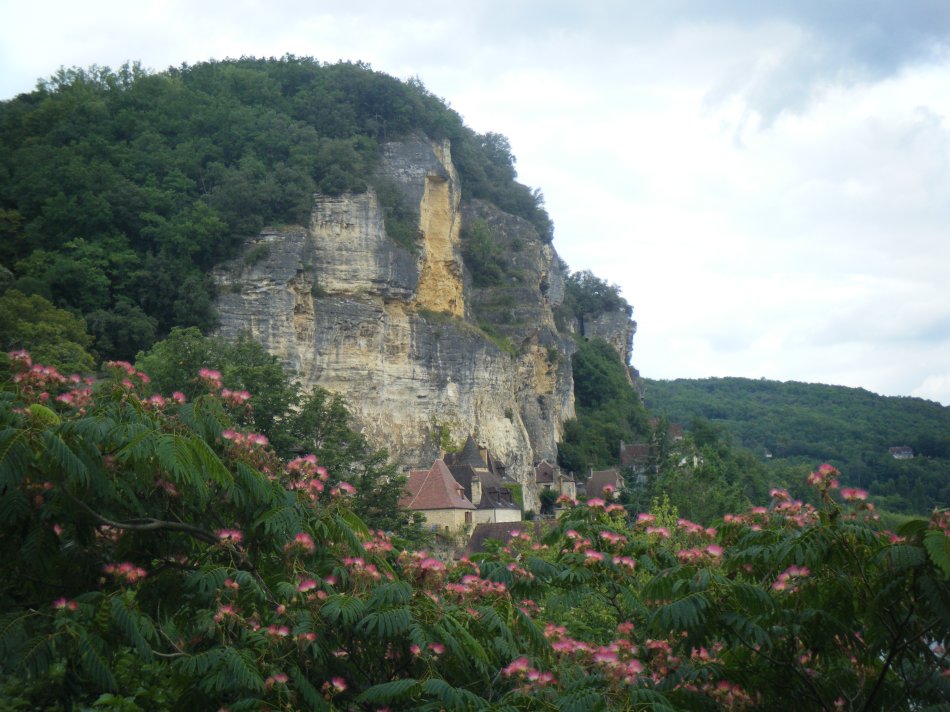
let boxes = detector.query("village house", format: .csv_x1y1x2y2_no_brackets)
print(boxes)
444,436,522,525
399,459,475,533
888,446,914,459
534,459,577,500
648,417,684,442
587,468,624,500
619,441,652,475
401,437,523,534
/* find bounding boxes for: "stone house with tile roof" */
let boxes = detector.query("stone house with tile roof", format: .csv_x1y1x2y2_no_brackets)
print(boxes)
534,459,577,503
444,436,522,524
587,468,624,500
399,459,475,533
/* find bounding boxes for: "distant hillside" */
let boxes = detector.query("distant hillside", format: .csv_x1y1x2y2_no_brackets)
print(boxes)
643,377,950,514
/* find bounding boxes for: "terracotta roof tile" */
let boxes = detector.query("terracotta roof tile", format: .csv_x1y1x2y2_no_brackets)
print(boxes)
401,460,475,511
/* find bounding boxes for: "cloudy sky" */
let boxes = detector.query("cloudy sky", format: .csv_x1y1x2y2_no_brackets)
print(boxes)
3,1,950,404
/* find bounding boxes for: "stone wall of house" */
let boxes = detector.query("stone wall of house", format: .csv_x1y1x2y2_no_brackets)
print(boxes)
416,508,472,533
472,508,523,525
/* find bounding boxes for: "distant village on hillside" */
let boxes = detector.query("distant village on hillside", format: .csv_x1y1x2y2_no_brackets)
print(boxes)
401,421,686,555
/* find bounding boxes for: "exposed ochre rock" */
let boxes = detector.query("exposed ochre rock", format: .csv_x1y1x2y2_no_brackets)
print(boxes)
214,133,634,509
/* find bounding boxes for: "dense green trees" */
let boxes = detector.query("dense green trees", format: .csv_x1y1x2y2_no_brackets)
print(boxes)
136,328,422,542
645,377,950,515
556,271,631,332
0,290,96,373
0,56,552,361
558,337,649,475
2,351,948,709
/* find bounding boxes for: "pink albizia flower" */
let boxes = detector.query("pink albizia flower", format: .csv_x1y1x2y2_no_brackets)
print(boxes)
502,657,532,676
593,648,619,664
427,642,446,655
52,597,78,611
171,391,186,404
329,677,347,692
297,578,318,592
198,367,222,382
8,349,32,367
217,528,243,544
291,532,316,553
706,543,724,557
336,481,356,495
213,604,237,622
265,672,288,688
419,557,445,571
840,487,869,502
636,513,656,525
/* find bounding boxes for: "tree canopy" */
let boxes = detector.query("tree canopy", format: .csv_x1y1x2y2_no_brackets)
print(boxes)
558,337,649,475
645,377,950,515
0,289,96,373
0,57,552,361
1,350,948,709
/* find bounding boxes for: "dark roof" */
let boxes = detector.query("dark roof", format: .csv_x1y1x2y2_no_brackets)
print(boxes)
620,442,652,467
449,463,519,511
400,460,475,511
535,459,557,484
444,435,508,479
464,521,547,556
647,418,684,441
587,469,623,499
454,435,487,468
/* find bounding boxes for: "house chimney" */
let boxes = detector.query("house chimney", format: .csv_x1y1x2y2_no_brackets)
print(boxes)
471,474,482,507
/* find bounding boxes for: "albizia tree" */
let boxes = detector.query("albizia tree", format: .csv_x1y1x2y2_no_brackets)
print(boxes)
0,350,948,710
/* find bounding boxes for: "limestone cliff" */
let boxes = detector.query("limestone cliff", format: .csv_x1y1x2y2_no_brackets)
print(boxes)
214,133,634,504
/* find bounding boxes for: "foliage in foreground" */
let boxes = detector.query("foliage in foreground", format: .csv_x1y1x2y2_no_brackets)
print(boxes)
1,351,948,710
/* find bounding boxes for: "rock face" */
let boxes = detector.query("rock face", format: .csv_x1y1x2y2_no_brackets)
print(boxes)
214,133,633,505
583,309,638,383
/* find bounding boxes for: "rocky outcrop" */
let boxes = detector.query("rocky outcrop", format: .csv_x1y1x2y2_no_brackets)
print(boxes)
584,309,638,383
214,133,634,505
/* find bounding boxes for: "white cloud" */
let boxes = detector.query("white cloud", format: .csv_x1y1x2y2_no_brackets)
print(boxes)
913,373,950,404
1,1,949,403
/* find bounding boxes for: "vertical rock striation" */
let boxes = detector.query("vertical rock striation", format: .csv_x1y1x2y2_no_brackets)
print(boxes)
214,133,635,503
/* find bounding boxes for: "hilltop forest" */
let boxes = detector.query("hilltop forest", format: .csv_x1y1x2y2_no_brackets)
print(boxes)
644,377,950,515
0,56,551,362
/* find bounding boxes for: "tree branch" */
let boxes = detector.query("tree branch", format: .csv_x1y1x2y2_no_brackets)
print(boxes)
66,492,218,544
